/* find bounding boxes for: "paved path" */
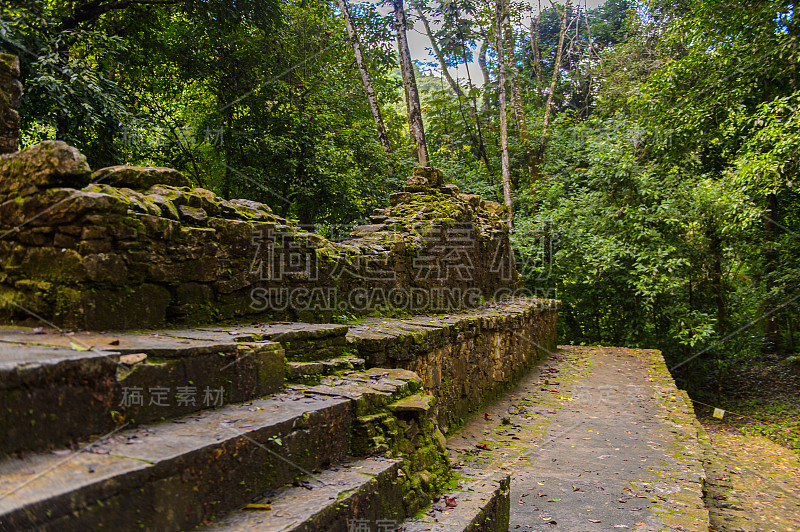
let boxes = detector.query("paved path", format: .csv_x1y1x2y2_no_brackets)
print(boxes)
448,346,708,532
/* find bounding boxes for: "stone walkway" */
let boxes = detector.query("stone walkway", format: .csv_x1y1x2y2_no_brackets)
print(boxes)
448,346,709,532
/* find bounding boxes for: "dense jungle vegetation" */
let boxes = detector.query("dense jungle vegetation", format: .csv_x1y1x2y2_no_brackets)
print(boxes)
2,0,799,445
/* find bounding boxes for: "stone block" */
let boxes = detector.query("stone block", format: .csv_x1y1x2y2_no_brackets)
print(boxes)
0,141,91,197
91,165,191,190
390,192,412,205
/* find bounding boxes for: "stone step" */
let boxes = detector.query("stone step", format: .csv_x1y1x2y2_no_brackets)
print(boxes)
0,367,435,531
285,355,365,384
166,323,349,361
0,329,284,456
0,390,352,530
401,473,510,532
198,456,405,531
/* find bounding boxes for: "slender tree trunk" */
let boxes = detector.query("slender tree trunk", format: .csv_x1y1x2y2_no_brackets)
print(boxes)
502,12,535,183
338,0,391,154
478,39,491,111
530,0,543,93
393,0,429,166
415,3,489,170
581,1,595,117
413,3,462,97
460,44,491,170
568,4,579,65
534,0,570,173
495,0,513,219
542,0,570,135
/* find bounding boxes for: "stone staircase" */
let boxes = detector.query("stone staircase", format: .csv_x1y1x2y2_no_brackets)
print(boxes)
0,358,448,530
0,300,559,531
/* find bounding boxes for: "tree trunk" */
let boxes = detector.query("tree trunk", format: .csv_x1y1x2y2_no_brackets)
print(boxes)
542,0,570,135
413,3,462,97
581,2,596,117
415,3,489,170
222,107,233,199
460,42,491,171
495,0,513,219
534,0,570,174
502,10,535,183
478,39,491,111
338,0,391,154
706,225,727,337
530,1,543,91
393,0,429,167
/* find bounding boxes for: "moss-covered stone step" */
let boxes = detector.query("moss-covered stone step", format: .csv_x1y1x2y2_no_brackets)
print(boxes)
285,355,365,383
288,368,451,511
167,323,349,362
401,472,511,532
0,366,450,530
198,457,406,531
0,328,284,456
0,390,353,530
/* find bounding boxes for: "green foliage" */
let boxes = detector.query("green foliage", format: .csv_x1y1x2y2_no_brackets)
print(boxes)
513,0,800,395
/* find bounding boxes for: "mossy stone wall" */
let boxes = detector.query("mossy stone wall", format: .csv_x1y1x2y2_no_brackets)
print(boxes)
0,141,521,330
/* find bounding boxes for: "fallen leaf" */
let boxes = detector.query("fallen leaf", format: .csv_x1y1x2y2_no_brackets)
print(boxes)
243,504,272,511
109,339,120,346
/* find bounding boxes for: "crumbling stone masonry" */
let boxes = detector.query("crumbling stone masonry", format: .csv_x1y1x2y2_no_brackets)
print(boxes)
0,54,21,154
0,141,522,329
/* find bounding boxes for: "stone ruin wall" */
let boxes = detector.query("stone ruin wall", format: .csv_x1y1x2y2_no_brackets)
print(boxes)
0,54,521,330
